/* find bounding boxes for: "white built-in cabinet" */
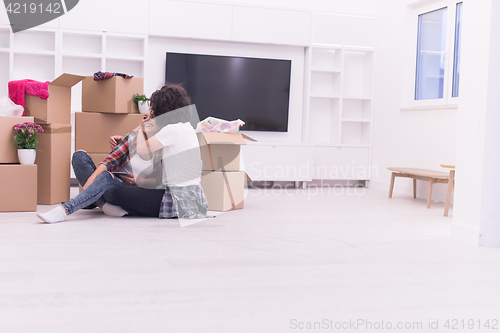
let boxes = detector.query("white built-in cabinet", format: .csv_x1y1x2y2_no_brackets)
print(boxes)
0,26,146,98
0,25,147,179
0,4,376,183
305,44,374,180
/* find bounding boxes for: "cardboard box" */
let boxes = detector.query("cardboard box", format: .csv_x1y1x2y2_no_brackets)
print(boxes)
88,153,109,166
201,171,246,211
197,132,256,171
75,112,143,153
0,116,35,163
82,76,143,114
37,123,71,205
24,73,85,124
0,164,37,212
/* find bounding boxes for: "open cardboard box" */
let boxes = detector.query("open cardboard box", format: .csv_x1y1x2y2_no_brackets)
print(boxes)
75,112,144,153
197,132,256,171
0,116,35,163
0,164,37,212
37,123,72,205
82,76,144,114
24,73,85,124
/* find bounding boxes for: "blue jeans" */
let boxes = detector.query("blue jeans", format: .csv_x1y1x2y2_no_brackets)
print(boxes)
62,151,123,215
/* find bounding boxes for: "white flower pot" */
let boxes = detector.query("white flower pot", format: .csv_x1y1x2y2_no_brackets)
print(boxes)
138,101,150,114
18,149,36,165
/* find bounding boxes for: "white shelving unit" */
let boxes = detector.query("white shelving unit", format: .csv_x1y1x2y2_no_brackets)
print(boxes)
0,25,147,178
0,26,147,92
0,5,376,183
306,44,375,180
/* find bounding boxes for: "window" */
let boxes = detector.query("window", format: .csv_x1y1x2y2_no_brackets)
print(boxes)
452,2,463,98
415,7,448,100
410,1,463,105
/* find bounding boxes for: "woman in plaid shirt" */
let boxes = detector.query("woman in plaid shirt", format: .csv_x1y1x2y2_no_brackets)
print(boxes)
37,111,168,223
37,85,198,223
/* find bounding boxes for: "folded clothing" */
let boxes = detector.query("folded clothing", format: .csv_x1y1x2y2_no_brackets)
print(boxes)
94,71,134,81
8,79,50,115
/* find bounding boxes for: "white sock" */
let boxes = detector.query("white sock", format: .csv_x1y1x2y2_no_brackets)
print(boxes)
102,203,128,217
37,206,67,224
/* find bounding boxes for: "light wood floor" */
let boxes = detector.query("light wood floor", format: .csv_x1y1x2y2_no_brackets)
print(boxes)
1,186,499,333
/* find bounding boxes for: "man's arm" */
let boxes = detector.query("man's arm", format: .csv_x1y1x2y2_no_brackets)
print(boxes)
136,123,164,159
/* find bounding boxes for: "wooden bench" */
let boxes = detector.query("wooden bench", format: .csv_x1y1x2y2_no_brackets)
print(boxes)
388,167,451,210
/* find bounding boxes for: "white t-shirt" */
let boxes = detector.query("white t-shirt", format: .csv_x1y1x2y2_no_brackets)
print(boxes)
154,122,202,187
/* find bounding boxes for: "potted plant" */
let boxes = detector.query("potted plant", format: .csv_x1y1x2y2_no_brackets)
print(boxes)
132,94,150,114
13,122,44,165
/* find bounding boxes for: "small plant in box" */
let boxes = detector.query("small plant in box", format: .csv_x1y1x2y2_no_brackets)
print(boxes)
132,94,150,114
13,122,44,165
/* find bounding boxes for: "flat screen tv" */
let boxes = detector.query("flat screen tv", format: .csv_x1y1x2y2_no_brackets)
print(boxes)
165,52,291,132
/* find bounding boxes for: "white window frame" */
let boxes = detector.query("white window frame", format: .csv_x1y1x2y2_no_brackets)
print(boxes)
401,0,462,110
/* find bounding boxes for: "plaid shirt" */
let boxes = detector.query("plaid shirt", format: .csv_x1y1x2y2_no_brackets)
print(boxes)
100,132,134,171
101,131,212,220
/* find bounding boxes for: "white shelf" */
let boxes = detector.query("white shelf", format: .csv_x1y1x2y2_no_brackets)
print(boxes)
13,50,56,56
0,29,9,49
311,67,341,73
343,96,372,100
106,55,145,62
307,43,374,178
62,33,102,55
62,53,103,59
0,52,9,97
310,43,343,49
310,94,341,99
13,30,55,53
344,45,374,52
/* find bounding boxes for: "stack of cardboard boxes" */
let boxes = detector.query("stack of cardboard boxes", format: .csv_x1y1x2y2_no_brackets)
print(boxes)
0,115,37,212
0,74,144,212
75,76,144,174
0,73,85,212
28,74,86,205
198,132,254,211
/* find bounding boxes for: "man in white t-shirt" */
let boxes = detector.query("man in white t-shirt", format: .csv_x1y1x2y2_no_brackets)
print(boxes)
135,91,210,219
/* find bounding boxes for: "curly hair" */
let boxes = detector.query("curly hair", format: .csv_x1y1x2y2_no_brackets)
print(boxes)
149,83,191,121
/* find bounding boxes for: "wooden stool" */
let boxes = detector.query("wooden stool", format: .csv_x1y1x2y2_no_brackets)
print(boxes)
440,164,455,217
388,167,450,209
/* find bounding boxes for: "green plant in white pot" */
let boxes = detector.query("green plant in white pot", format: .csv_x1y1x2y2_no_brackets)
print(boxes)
13,122,44,165
133,94,150,114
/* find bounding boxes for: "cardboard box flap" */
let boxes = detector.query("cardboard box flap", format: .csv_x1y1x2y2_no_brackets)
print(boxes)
199,132,247,145
241,133,257,142
50,73,86,87
40,123,71,133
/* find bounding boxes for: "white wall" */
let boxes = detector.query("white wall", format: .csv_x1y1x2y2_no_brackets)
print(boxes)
168,0,378,15
452,0,500,246
370,0,457,204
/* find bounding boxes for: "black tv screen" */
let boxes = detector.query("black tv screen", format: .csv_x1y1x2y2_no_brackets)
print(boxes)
165,52,291,132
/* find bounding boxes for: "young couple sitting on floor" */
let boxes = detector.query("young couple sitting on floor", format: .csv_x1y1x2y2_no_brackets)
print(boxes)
38,84,211,223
